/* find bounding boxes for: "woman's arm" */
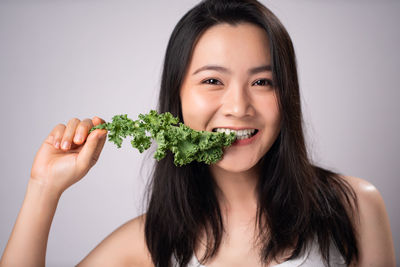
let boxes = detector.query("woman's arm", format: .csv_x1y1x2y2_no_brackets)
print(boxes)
77,214,153,267
0,180,61,267
345,176,396,267
0,117,107,266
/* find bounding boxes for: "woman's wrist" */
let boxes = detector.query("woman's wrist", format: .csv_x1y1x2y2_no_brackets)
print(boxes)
28,177,64,201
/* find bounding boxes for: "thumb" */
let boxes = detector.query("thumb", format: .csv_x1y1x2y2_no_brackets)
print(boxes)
76,129,107,175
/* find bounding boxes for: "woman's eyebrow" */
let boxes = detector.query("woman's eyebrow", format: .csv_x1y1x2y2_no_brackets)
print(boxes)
192,65,230,75
248,65,271,74
192,64,271,75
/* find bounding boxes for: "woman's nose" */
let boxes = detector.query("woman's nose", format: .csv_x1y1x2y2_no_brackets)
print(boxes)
221,84,255,118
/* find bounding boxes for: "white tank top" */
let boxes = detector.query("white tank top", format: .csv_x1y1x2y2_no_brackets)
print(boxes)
172,239,347,267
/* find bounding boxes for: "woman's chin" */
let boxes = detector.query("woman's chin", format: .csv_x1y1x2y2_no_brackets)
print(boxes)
211,157,259,174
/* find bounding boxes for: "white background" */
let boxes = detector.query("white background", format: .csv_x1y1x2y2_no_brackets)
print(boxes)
0,1,399,266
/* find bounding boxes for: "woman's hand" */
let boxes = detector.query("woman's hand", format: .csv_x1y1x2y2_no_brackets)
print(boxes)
1,117,108,266
30,116,108,195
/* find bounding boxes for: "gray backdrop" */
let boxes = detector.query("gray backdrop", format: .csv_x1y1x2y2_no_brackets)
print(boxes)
0,0,398,266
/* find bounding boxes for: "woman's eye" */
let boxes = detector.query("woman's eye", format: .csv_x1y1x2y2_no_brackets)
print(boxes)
202,78,223,85
252,79,273,87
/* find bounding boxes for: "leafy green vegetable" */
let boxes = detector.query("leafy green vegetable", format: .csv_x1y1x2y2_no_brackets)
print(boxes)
89,110,236,166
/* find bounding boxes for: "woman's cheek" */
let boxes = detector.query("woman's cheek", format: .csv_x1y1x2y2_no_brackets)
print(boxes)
182,91,218,130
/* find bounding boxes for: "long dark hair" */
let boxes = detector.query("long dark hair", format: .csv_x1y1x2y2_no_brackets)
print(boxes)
144,0,359,266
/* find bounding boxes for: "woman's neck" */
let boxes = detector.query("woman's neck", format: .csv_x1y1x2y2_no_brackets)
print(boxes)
210,164,259,223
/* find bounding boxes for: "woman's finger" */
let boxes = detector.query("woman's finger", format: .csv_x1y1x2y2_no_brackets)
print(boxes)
60,118,80,151
73,119,93,145
75,129,107,175
47,124,66,149
92,116,105,126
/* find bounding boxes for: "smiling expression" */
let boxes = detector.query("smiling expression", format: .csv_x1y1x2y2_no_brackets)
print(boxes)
180,22,281,173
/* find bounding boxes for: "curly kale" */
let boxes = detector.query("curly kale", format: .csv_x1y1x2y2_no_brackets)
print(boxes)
89,110,236,166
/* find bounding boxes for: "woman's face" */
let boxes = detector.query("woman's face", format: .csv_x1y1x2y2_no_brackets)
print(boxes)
180,22,281,173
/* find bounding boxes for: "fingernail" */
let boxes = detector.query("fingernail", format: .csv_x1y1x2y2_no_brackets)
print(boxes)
62,141,70,150
55,141,60,149
74,134,82,143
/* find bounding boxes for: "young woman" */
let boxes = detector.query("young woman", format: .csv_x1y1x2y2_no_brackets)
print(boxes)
1,0,395,266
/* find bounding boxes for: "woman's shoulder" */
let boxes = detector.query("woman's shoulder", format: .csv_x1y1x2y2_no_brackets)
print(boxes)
338,175,387,225
77,213,154,267
339,175,388,215
338,175,396,266
340,175,377,194
339,175,381,202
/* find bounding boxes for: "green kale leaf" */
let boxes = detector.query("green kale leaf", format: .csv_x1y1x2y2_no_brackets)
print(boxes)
89,110,236,166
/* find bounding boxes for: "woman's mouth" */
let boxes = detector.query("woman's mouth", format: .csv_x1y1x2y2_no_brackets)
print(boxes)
212,128,259,145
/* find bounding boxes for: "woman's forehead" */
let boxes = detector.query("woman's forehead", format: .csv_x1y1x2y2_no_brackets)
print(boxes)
188,22,271,71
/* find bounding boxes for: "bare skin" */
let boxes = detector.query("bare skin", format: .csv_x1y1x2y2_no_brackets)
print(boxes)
0,23,395,267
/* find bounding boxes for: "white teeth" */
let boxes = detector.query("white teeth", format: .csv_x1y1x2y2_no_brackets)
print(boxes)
214,128,256,138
